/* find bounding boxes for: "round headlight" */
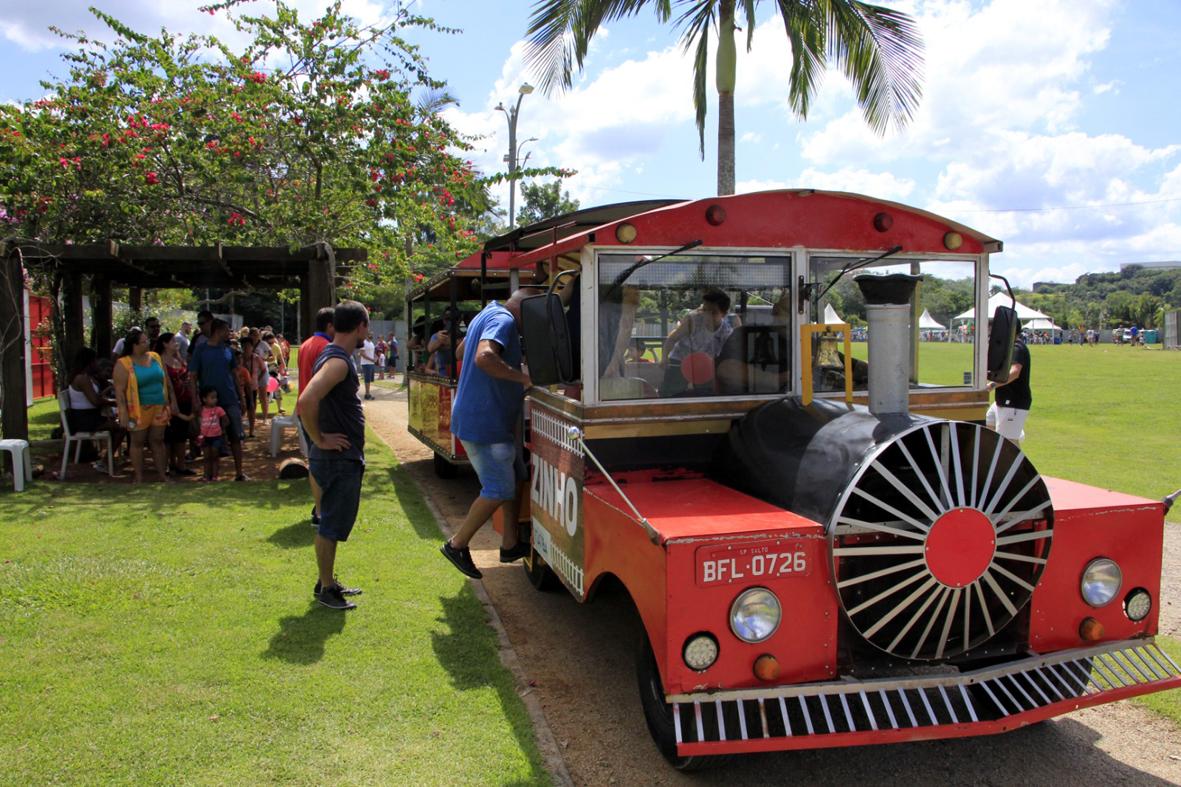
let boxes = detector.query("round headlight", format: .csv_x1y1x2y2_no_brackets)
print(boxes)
683,633,719,672
730,587,781,643
1081,558,1122,607
1125,588,1152,622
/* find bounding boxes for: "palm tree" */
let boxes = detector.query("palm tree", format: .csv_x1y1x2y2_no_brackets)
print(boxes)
525,0,924,196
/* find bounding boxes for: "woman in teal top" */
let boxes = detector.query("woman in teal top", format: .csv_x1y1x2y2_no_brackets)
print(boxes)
113,327,179,483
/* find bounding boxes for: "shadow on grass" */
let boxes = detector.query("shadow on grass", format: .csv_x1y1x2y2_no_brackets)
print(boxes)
386,464,448,541
262,604,348,664
431,589,550,786
266,520,316,549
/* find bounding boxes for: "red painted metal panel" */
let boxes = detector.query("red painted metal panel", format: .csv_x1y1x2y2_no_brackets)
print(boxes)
1028,479,1164,652
509,190,995,268
28,293,56,399
676,675,1181,755
584,476,837,696
586,473,821,541
583,487,670,670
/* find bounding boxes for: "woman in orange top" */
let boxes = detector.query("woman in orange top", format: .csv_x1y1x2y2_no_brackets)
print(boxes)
113,328,178,482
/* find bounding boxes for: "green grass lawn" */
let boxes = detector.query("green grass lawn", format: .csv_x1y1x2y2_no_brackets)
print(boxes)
0,434,548,785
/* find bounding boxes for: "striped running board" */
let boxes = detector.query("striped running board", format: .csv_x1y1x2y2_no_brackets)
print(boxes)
669,640,1181,753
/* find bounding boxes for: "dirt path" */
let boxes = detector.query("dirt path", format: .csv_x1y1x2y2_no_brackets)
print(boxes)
363,385,1181,786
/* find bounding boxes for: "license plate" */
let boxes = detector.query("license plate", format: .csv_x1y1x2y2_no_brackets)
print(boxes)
696,539,813,587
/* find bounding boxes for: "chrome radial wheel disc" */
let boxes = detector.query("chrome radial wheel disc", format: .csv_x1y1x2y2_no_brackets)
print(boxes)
829,420,1053,661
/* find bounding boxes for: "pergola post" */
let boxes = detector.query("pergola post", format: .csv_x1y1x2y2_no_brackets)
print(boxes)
299,276,313,342
60,271,85,367
91,276,113,358
305,251,336,339
1,248,29,441
128,286,143,313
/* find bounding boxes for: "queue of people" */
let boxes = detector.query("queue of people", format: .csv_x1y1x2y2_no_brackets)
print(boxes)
59,312,295,483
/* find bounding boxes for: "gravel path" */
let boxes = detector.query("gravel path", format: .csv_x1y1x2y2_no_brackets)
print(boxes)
363,384,1181,786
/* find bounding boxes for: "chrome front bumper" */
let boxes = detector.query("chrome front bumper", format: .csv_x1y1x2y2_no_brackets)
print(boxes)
669,639,1181,755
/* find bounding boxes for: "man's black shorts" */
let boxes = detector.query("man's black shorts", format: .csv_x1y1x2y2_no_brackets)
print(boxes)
309,457,365,542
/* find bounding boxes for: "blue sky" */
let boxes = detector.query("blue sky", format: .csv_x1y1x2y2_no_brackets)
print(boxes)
3,0,1180,286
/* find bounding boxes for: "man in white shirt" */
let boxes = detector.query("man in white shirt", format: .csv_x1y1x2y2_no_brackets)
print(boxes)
175,321,192,358
356,337,377,400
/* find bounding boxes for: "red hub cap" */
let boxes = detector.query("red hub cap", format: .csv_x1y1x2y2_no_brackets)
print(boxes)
925,507,995,588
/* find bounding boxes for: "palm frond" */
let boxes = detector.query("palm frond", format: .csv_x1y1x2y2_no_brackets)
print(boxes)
776,0,827,120
525,0,664,94
415,88,458,116
740,0,757,51
825,1,925,133
671,1,717,159
691,28,710,159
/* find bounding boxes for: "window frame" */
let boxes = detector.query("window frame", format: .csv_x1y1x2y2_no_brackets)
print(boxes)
583,244,802,406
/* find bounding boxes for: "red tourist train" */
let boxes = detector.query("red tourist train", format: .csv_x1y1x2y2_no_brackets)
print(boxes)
407,190,1180,768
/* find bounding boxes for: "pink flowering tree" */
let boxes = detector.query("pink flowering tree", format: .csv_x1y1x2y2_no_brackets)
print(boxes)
0,1,563,307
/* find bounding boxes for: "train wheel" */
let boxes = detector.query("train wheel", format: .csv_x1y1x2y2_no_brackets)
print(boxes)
636,635,731,771
433,452,458,479
523,546,560,592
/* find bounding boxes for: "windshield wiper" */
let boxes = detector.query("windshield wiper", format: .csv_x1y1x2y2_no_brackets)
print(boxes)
812,244,904,306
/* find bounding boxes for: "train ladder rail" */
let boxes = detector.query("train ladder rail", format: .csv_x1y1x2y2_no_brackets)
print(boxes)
667,639,1181,747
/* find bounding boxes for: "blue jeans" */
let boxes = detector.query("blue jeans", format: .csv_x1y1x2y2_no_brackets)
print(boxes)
460,439,526,501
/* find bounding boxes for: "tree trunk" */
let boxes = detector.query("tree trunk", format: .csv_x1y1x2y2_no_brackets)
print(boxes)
716,1,737,196
717,92,735,196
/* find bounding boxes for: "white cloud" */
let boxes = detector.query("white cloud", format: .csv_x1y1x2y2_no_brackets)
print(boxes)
1093,80,1120,95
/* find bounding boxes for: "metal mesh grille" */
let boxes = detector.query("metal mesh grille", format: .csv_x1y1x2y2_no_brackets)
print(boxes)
672,641,1179,745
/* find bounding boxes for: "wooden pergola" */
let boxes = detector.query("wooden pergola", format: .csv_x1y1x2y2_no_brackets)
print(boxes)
0,240,365,441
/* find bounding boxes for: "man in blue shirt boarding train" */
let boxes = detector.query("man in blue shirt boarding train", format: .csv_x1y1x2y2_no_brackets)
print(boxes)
440,288,541,579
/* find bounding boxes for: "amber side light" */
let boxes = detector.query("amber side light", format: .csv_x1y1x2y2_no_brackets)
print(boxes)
753,654,780,682
943,231,963,250
1079,617,1105,642
615,223,637,243
705,204,727,226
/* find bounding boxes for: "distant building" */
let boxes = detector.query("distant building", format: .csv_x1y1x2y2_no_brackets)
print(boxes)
1119,260,1181,272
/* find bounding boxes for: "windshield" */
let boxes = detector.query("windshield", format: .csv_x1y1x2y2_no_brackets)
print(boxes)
595,253,793,401
810,256,978,392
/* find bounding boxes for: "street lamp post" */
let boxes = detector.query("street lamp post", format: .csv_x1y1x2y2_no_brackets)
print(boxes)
495,83,534,228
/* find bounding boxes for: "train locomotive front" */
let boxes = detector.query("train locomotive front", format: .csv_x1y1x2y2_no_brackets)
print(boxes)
489,191,1181,767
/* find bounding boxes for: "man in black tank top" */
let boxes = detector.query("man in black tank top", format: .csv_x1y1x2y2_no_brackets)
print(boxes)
298,301,369,610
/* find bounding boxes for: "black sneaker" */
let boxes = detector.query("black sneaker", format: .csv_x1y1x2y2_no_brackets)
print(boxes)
440,541,483,579
311,506,320,526
316,585,356,610
314,578,361,596
499,542,530,563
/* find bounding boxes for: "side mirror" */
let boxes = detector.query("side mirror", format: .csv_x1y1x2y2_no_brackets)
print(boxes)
986,305,1018,383
520,293,575,385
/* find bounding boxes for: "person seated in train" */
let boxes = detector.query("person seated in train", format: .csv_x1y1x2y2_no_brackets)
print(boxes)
716,292,791,395
659,288,737,397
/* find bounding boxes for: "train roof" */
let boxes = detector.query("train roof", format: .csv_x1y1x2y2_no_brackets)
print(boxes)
504,190,1002,267
482,199,685,253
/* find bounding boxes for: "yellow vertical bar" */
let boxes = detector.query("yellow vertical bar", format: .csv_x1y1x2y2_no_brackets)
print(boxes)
800,324,814,406
843,329,853,405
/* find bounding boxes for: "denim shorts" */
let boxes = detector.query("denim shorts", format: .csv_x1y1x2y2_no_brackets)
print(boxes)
460,439,526,501
309,457,365,542
361,364,376,383
222,403,244,441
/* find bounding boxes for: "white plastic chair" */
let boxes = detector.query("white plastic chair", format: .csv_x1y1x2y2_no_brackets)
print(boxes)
269,414,299,458
0,438,32,491
58,391,113,480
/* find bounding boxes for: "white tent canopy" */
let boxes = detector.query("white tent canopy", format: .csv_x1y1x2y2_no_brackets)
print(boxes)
1023,318,1061,332
953,291,1052,324
918,308,946,330
823,303,843,323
